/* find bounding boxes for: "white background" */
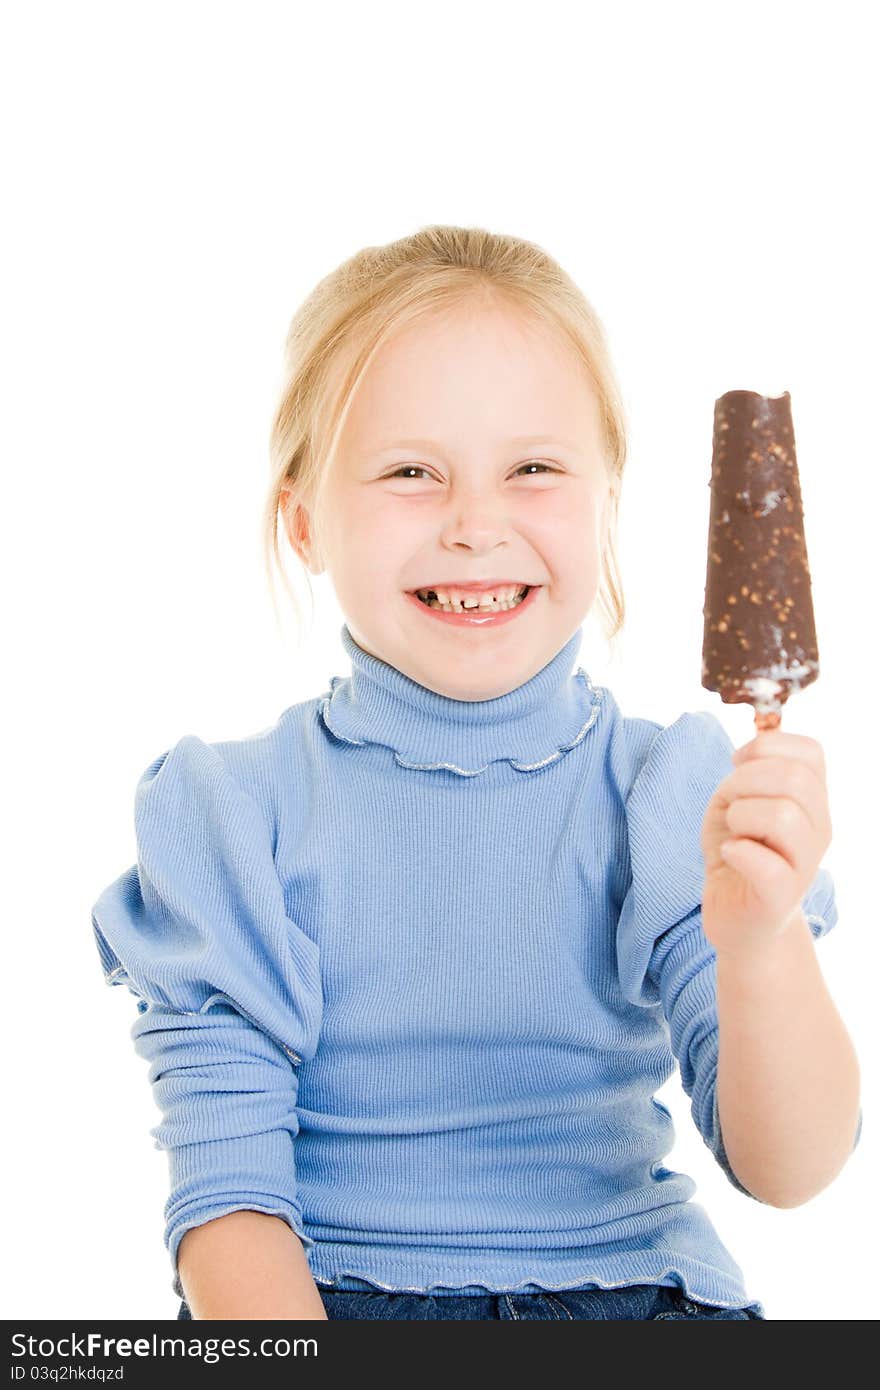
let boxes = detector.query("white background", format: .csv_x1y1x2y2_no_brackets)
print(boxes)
3,0,875,1321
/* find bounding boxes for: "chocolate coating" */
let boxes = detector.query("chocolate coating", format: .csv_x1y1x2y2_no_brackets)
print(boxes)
701,389,819,716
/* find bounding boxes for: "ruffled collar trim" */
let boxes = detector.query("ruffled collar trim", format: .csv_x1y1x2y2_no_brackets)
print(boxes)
318,623,603,776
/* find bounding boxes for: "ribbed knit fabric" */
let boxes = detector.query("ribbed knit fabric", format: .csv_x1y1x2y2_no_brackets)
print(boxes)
91,622,853,1310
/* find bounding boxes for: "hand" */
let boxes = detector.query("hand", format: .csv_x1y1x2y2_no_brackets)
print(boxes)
700,730,832,959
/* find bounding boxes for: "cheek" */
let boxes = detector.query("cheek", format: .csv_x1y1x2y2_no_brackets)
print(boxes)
334,521,408,595
330,492,409,559
528,494,600,552
356,498,439,568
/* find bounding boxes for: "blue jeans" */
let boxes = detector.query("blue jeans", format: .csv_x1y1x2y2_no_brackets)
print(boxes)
176,1283,765,1320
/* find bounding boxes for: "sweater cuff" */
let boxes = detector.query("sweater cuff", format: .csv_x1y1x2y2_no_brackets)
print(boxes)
164,1130,313,1302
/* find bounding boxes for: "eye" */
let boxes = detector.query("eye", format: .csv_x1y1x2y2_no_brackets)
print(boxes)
386,465,436,480
514,460,560,476
384,460,561,481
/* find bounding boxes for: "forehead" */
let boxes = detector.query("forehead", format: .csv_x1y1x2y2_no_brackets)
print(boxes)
339,299,601,450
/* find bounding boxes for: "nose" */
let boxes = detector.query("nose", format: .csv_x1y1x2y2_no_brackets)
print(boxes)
439,489,514,554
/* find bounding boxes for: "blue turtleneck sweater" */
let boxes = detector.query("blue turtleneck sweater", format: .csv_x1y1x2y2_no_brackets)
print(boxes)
91,624,854,1311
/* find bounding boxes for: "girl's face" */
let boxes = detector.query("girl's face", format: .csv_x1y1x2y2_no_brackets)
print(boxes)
293,297,611,700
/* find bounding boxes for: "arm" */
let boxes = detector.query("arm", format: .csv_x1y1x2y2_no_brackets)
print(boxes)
178,1211,327,1320
716,908,861,1208
703,730,861,1207
90,737,324,1304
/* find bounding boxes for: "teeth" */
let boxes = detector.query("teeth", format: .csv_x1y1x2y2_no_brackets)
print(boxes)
415,584,529,613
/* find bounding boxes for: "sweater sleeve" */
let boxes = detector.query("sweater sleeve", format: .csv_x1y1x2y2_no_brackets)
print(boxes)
617,711,860,1201
90,735,323,1300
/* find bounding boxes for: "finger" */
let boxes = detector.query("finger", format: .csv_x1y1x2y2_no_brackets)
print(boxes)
732,731,826,780
719,834,801,912
716,758,829,838
724,795,816,875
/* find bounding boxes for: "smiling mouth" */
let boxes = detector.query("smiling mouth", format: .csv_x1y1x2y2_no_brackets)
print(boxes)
412,585,532,613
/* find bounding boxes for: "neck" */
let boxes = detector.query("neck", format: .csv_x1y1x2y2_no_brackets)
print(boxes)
317,624,604,777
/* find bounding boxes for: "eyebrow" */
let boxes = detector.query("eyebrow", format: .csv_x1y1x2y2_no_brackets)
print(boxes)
370,434,584,453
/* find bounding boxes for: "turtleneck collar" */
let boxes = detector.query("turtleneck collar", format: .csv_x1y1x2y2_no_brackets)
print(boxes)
318,623,604,776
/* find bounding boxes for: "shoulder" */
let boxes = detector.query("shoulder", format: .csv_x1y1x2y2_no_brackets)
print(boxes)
92,718,325,1048
624,709,735,804
597,690,734,808
615,711,736,997
136,695,327,831
134,735,269,847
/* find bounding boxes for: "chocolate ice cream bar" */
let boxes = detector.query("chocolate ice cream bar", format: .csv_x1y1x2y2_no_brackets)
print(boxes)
701,389,819,730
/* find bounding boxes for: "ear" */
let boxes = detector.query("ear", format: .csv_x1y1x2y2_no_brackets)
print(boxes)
280,487,323,574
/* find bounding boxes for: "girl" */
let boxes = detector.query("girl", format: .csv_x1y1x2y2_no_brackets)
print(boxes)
91,225,861,1322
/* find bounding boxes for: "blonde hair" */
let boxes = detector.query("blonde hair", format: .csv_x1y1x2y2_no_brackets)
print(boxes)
265,224,627,655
